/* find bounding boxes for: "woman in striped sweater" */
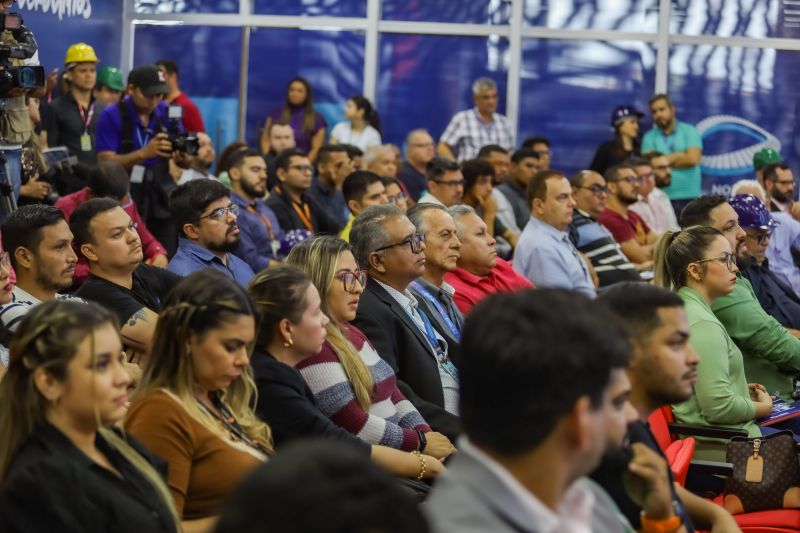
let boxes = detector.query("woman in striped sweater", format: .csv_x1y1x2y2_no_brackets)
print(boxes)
286,236,456,459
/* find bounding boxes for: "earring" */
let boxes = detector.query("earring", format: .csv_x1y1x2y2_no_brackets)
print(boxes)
284,338,294,348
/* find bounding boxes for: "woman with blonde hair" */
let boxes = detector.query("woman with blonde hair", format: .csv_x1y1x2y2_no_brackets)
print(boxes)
0,300,179,533
126,269,270,533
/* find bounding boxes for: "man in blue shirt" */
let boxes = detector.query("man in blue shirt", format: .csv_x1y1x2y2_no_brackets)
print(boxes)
228,148,284,272
167,179,254,286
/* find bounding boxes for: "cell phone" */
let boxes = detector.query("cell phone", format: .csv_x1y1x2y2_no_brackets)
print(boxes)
167,105,183,120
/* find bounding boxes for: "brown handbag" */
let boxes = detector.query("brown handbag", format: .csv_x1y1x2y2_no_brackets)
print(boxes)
722,430,800,514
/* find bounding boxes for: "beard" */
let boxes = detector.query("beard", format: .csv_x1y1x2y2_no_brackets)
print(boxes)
241,179,265,199
35,265,73,292
771,189,793,203
207,224,241,254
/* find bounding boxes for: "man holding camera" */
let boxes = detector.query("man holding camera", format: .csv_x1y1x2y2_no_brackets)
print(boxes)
96,64,189,256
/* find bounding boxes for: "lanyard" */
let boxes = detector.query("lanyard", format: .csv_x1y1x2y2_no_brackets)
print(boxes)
410,281,461,341
199,393,271,456
659,130,676,153
135,126,151,149
275,185,313,231
246,202,275,240
77,101,95,133
414,305,459,380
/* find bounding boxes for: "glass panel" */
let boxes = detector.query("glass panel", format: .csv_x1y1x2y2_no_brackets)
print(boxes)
134,0,239,14
668,45,799,195
377,34,509,148
381,0,510,25
524,0,659,32
671,0,800,39
518,39,656,176
253,0,367,17
245,28,365,147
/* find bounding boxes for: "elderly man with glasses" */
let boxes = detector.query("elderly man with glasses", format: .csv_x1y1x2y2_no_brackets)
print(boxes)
350,204,461,440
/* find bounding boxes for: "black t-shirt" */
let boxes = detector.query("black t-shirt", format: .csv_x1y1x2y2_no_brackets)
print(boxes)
42,93,105,167
75,263,182,324
589,139,640,176
590,419,695,531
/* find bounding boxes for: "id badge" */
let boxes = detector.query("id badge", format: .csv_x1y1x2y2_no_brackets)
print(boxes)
130,165,146,184
80,133,92,152
271,239,280,259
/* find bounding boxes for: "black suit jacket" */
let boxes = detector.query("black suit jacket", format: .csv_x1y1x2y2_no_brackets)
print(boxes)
352,279,461,440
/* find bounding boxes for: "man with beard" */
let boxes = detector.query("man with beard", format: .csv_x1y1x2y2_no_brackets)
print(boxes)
643,151,679,231
229,149,284,272
592,283,741,533
599,164,658,265
0,205,82,332
762,162,798,219
167,179,254,285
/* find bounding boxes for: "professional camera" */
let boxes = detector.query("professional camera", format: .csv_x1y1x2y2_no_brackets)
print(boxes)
165,105,199,155
0,13,44,97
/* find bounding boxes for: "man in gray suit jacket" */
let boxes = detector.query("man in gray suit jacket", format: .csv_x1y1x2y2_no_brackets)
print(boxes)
425,289,686,533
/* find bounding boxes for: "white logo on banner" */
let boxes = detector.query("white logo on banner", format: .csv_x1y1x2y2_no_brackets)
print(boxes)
696,114,781,176
17,0,92,20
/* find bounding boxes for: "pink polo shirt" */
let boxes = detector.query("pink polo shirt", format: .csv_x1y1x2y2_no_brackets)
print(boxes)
444,258,534,314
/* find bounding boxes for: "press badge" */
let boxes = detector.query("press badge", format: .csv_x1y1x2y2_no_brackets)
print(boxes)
80,134,92,152
130,165,145,184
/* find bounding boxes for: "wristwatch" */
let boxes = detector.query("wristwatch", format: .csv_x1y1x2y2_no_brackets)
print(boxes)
640,510,682,533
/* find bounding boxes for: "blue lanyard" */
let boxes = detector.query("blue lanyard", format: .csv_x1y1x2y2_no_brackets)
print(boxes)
410,281,461,341
660,131,676,153
135,125,151,148
412,304,459,380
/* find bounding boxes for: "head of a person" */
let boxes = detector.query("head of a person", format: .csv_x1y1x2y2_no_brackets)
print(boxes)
229,148,268,200
94,66,125,105
345,95,379,129
351,204,424,286
316,144,352,186
611,105,643,140
528,170,575,231
729,193,779,266
404,129,435,168
752,147,783,182
679,195,746,256
643,151,671,188
341,144,364,170
0,242,12,305
510,148,541,189
71,198,142,270
216,141,249,176
190,132,215,171
268,121,296,154
275,148,313,194
426,156,464,207
155,59,179,91
449,204,496,276
382,177,409,212
460,289,632,476
604,164,640,205
762,163,794,204
731,179,768,205
170,179,239,253
126,64,168,115
570,170,609,219
215,440,428,533
476,144,510,183
63,42,97,93
627,156,655,197
407,203,461,276
286,76,313,108
343,171,388,217
88,160,131,202
648,94,675,130
599,283,698,410
520,136,552,169
249,265,329,359
654,226,738,299
364,145,398,178
461,158,495,203
0,0,15,14
472,77,498,116
2,205,77,293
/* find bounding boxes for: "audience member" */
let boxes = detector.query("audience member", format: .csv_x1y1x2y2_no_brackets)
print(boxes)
365,144,400,178
330,95,382,151
215,141,248,189
477,144,520,239
514,170,595,297
263,121,295,189
418,156,464,207
340,170,388,241
628,156,668,235
176,132,216,185
350,204,461,438
399,129,435,201
227,148,284,271
569,170,641,286
762,162,798,219
262,77,326,161
589,105,643,175
383,176,410,211
267,148,343,234
0,245,13,370
642,151,680,231
444,205,531,314
342,143,364,170
753,147,783,184
460,158,517,251
167,179,254,285
93,65,125,105
126,271,271,533
247,265,444,479
520,136,552,169
307,144,352,226
438,77,513,161
0,301,180,533
156,59,205,133
497,148,540,231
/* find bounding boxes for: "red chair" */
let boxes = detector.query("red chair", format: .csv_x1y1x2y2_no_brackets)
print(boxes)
647,407,695,486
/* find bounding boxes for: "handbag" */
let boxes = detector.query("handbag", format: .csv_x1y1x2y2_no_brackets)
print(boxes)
722,430,800,514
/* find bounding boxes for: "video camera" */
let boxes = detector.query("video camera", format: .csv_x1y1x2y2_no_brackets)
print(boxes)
0,13,44,97
165,105,200,155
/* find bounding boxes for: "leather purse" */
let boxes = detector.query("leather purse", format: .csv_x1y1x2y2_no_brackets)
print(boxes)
722,430,800,514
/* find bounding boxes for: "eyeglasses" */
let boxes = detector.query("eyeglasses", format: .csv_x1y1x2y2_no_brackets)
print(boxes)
200,203,240,220
375,233,426,254
289,164,314,174
0,251,9,271
746,229,772,246
577,184,610,197
610,175,643,185
433,179,465,188
410,142,434,148
637,171,655,180
694,252,737,272
387,192,408,204
337,269,368,292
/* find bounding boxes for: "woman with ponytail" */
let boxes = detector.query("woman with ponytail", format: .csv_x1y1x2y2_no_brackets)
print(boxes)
330,95,383,152
0,300,179,533
654,226,775,461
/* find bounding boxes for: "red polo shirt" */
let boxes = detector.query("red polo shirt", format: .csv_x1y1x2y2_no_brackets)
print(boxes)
169,92,205,133
444,258,534,314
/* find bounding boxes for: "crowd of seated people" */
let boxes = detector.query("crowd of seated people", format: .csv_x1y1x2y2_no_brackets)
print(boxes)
4,40,800,532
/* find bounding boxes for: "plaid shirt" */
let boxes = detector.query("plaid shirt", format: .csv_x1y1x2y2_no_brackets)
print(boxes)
440,107,514,161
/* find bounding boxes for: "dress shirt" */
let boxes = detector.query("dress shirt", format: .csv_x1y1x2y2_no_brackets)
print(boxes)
231,191,284,272
514,216,595,298
766,211,800,296
440,107,514,161
492,187,521,236
417,191,446,207
644,187,679,232
168,237,254,286
409,277,464,338
444,258,533,314
740,258,800,329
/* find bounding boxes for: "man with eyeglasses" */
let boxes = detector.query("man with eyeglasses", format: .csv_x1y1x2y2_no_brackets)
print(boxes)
399,129,436,201
569,170,641,287
628,156,671,236
340,170,388,242
351,204,461,440
267,148,344,234
167,179,255,285
762,162,800,221
497,148,541,231
599,164,658,267
307,144,352,227
642,151,679,232
418,157,464,208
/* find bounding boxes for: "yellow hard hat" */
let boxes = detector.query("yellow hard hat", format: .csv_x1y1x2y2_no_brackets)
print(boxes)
65,42,98,67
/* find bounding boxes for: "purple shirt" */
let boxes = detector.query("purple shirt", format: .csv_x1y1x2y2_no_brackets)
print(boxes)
269,105,327,152
95,97,175,167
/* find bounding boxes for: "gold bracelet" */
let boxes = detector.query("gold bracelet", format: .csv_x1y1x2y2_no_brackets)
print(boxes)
411,450,426,480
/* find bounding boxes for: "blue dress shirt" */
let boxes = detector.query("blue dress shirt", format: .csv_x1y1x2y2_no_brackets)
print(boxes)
167,237,255,286
766,211,800,296
230,192,284,273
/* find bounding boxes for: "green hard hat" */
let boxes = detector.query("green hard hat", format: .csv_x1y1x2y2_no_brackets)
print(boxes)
753,148,783,171
97,66,124,91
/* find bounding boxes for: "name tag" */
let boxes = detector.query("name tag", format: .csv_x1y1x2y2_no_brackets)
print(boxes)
130,165,145,184
80,133,92,152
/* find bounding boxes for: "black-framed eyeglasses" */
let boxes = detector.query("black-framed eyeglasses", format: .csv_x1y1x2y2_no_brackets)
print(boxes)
610,175,643,185
433,179,465,188
375,233,426,254
746,229,772,246
337,269,368,292
200,203,240,220
289,164,314,174
694,252,737,272
577,184,610,197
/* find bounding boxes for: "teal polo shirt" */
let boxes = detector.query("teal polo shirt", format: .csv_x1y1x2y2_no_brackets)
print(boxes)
642,121,703,200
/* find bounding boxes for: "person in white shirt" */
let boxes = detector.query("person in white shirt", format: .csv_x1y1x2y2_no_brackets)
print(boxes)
330,95,382,152
628,155,675,236
641,151,679,231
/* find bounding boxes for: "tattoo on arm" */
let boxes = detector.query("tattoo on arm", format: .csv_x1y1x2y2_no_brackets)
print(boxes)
127,308,149,328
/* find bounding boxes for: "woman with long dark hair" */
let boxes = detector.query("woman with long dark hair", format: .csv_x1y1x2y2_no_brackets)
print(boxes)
261,77,327,162
330,95,382,151
590,105,643,175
